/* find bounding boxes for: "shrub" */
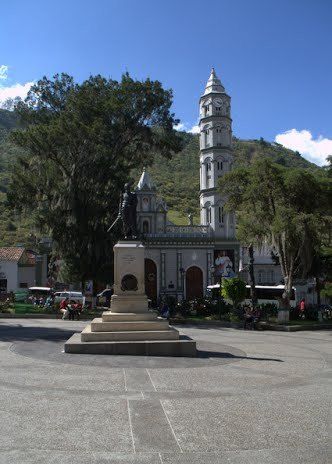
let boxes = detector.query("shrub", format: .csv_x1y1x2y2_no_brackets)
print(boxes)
221,278,246,309
0,301,15,314
258,303,278,320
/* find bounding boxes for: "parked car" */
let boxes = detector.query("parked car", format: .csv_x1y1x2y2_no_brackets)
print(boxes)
28,286,53,296
54,291,85,306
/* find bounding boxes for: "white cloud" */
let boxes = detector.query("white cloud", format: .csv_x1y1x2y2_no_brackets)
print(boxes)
174,122,186,131
0,81,33,108
275,129,332,166
174,121,200,134
189,124,200,134
0,65,9,80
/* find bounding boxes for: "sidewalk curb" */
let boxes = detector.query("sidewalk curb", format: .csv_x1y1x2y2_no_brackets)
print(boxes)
258,322,332,331
1,314,331,331
0,313,101,320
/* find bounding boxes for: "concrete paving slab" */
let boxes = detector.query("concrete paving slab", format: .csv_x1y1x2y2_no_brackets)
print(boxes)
124,368,156,392
129,399,180,452
0,451,161,464
0,392,133,452
161,392,329,452
160,446,331,464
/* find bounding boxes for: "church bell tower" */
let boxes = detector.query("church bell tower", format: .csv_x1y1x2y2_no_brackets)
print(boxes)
199,68,235,239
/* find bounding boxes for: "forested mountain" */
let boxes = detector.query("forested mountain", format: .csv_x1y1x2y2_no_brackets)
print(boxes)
0,108,321,245
132,132,319,224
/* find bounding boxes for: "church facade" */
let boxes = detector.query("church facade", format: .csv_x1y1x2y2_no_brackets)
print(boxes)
136,69,240,303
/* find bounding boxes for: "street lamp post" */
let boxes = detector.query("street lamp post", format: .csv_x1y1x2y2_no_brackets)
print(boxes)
179,267,185,298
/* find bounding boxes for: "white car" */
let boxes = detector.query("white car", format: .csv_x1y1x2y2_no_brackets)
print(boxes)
54,291,85,306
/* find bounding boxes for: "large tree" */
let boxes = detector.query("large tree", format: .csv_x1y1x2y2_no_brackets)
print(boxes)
8,73,182,288
220,158,331,307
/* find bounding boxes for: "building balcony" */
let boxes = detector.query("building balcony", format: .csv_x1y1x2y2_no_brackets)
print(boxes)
145,225,214,239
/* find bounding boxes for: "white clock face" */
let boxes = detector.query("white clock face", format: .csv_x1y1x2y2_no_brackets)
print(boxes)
214,98,223,107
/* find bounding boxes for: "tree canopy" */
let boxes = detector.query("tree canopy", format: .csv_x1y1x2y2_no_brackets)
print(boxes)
8,72,182,285
220,158,331,304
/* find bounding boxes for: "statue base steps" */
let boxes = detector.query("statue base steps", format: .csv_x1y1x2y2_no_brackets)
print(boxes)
64,333,197,356
81,325,179,341
64,310,197,357
90,317,170,332
102,311,157,321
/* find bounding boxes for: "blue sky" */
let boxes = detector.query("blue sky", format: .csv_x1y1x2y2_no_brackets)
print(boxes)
1,0,331,165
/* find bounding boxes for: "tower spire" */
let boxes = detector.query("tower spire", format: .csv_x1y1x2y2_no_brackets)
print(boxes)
204,67,225,95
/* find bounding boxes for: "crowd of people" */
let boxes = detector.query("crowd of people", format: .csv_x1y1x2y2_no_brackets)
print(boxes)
25,292,83,320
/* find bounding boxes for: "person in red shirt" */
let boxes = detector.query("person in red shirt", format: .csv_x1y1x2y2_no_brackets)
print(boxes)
60,298,69,319
299,299,305,319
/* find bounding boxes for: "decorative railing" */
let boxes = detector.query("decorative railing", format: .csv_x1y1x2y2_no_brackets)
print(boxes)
145,225,213,239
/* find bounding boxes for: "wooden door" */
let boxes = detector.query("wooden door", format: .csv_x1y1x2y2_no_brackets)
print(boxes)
145,259,157,304
186,266,203,300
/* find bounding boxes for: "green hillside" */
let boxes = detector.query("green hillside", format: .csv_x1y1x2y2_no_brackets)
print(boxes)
132,133,319,225
0,111,35,246
0,108,321,244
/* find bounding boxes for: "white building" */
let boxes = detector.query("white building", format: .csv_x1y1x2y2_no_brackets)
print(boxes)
239,244,283,285
137,69,240,303
0,247,36,293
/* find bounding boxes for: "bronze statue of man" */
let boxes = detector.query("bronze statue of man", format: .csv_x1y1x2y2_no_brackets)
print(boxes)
108,182,138,239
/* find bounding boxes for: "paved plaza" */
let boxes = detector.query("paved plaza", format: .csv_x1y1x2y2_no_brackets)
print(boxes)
0,319,330,464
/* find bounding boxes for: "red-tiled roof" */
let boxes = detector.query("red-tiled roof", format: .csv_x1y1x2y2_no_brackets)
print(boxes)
0,247,25,262
25,250,36,265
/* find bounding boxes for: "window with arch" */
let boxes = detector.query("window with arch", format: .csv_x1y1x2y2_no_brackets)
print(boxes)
220,122,230,145
142,220,149,234
204,105,209,116
205,203,212,224
205,159,212,187
217,160,223,171
218,206,224,224
142,197,149,211
215,125,223,147
203,125,211,147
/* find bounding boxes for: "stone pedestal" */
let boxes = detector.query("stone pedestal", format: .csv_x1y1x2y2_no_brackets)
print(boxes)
65,241,196,357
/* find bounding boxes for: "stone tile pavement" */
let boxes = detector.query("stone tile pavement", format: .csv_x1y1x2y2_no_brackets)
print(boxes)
0,319,330,463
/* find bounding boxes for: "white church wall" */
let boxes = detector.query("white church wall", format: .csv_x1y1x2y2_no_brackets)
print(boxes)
0,261,18,292
18,266,36,289
163,249,178,291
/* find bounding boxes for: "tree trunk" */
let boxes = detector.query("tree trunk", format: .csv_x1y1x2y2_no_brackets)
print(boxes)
248,244,257,309
316,276,321,306
91,280,97,310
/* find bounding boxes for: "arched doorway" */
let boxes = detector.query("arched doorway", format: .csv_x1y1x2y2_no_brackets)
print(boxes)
145,259,157,304
186,266,203,300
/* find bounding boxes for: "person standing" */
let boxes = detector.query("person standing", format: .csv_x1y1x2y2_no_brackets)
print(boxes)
299,298,306,319
60,297,69,320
